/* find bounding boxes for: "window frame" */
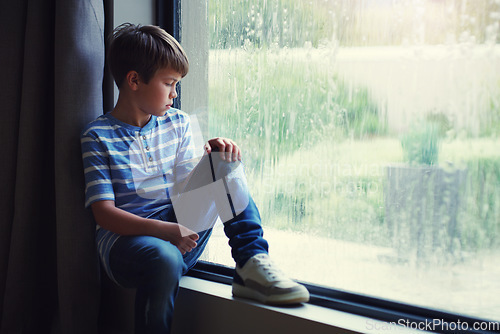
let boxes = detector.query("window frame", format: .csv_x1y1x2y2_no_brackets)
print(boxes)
156,0,182,110
157,1,499,333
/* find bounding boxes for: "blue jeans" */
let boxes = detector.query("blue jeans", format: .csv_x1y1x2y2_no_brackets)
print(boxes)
105,154,268,334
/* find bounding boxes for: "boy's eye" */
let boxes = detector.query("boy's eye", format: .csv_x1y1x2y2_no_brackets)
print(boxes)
165,81,179,87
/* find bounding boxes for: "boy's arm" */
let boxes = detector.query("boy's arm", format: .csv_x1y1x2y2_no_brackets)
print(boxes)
82,127,197,254
91,200,199,254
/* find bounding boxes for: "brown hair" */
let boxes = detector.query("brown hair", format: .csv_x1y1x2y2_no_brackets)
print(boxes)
108,23,189,88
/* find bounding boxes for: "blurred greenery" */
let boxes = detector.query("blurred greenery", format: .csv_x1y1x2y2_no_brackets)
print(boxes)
209,50,385,170
460,158,500,250
481,82,500,137
401,120,441,166
208,50,500,253
207,0,500,254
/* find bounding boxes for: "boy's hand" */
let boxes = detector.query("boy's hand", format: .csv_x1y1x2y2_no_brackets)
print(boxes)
156,221,199,255
204,137,242,162
90,201,199,255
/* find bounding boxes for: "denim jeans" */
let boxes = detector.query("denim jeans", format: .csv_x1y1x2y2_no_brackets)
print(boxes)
104,152,268,334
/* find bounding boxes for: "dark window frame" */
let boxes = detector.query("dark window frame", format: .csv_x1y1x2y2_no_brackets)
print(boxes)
156,1,498,333
156,0,182,110
103,0,115,114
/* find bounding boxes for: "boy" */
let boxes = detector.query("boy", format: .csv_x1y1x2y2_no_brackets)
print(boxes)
81,23,309,334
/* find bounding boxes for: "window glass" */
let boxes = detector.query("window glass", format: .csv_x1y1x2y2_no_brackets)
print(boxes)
201,0,500,321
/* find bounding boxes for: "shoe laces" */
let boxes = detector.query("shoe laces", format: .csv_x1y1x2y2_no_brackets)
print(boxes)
251,254,286,281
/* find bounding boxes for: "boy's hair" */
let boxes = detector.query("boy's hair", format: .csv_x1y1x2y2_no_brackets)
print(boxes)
108,23,189,88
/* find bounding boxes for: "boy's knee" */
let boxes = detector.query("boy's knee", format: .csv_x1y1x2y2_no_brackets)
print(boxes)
210,153,242,181
146,241,185,280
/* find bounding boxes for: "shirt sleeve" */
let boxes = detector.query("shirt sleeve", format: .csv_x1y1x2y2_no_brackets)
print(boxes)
81,132,115,208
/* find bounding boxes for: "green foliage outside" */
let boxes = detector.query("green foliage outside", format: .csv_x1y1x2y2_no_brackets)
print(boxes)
209,50,385,171
207,0,500,252
208,50,500,252
481,82,500,137
401,120,441,166
460,158,500,250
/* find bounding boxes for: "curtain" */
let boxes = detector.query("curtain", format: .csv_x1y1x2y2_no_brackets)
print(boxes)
0,0,105,333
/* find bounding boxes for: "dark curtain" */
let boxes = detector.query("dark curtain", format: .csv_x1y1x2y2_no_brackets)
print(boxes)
0,0,106,333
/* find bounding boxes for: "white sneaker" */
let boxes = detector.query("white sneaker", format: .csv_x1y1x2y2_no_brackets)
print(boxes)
232,253,310,305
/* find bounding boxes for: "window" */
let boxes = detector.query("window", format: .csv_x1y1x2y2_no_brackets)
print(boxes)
188,0,500,324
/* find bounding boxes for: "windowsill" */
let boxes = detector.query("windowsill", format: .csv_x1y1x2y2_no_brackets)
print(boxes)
173,276,431,334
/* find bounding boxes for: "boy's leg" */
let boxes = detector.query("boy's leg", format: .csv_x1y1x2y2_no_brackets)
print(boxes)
99,203,214,334
175,150,309,305
222,195,268,266
173,149,268,266
214,168,309,305
108,234,185,334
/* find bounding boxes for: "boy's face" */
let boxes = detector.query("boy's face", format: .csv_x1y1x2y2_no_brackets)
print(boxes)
135,67,182,117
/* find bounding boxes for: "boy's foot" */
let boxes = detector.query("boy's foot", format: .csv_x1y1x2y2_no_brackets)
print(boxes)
232,253,310,305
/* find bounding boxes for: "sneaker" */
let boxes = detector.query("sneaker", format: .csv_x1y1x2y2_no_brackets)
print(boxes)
232,253,310,305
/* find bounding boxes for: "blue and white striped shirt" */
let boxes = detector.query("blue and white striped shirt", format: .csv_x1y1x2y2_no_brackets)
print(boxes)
81,109,200,284
80,109,197,218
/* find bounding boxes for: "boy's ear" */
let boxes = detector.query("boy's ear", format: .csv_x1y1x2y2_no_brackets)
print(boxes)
125,70,141,90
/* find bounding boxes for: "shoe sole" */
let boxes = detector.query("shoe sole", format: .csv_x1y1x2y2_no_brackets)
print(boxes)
232,283,310,305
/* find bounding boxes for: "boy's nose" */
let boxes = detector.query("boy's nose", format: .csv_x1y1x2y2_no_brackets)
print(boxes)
169,87,177,99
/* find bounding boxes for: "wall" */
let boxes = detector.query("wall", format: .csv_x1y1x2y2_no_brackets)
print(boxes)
111,0,155,107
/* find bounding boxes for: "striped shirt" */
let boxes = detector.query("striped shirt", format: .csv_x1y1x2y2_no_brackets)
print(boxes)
81,109,199,284
81,109,197,219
